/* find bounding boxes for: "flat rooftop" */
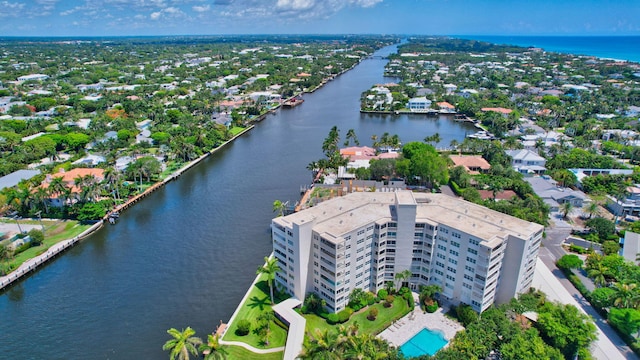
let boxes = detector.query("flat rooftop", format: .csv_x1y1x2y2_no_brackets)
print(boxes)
273,191,543,245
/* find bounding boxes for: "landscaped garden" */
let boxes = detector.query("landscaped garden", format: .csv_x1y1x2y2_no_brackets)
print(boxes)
222,272,289,349
301,283,417,336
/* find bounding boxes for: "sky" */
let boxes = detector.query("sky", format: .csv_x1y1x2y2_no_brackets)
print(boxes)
0,0,639,37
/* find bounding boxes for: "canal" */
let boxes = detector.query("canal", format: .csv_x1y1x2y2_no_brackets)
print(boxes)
0,43,475,359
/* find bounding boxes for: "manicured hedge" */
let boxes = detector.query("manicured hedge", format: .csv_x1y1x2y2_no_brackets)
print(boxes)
327,307,354,325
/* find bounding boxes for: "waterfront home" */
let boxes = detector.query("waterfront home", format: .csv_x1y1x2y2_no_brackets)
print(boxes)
407,97,432,112
40,168,105,207
481,107,512,116
505,149,547,175
449,155,491,174
436,101,456,113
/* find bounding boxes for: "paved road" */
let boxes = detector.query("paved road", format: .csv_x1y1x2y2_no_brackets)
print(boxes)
541,212,573,262
534,259,636,360
537,211,637,360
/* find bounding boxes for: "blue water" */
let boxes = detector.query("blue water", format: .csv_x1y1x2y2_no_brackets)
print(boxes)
400,328,448,357
457,36,640,63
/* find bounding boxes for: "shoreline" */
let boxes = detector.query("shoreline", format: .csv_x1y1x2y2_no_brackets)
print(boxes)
0,220,103,291
0,52,370,292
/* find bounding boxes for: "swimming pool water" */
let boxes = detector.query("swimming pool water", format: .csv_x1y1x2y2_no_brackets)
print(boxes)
400,328,448,357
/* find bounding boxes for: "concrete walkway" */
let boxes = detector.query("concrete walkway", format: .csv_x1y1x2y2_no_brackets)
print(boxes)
272,298,305,360
533,258,636,360
218,340,284,354
0,221,103,290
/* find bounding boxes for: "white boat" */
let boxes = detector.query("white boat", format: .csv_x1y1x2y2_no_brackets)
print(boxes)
466,131,495,140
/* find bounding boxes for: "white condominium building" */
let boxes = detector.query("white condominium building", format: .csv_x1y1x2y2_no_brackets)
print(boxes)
271,191,543,313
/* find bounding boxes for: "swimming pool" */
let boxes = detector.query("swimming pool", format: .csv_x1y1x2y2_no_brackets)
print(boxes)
400,328,448,357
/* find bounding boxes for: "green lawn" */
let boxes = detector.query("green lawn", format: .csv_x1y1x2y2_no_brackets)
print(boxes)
225,345,283,360
304,297,411,336
7,220,91,269
223,274,288,349
229,126,246,136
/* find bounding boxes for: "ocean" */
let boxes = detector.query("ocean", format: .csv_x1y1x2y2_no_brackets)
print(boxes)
456,36,640,63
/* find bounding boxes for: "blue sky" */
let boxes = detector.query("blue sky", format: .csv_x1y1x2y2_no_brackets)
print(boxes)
0,0,638,37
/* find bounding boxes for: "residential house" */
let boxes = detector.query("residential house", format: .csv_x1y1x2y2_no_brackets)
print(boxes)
505,149,546,175
607,184,640,217
481,107,513,117
17,74,49,82
437,101,456,113
40,168,105,207
0,169,40,191
570,168,634,189
449,155,491,174
407,97,432,112
526,176,588,212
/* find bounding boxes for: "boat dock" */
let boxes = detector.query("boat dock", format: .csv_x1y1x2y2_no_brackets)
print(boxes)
282,97,304,108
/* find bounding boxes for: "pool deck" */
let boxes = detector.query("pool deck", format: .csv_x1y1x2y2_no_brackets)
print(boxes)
378,293,464,348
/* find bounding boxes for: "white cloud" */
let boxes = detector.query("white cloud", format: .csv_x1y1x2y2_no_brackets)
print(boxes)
276,0,314,11
192,4,210,12
219,0,384,21
0,1,25,18
35,0,59,10
149,5,187,20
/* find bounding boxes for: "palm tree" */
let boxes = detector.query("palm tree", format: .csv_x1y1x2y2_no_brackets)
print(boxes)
488,181,505,202
424,132,441,147
370,134,378,148
272,200,286,217
306,161,319,180
162,327,202,360
256,256,281,304
612,282,640,309
33,186,50,214
198,334,227,360
449,139,460,154
394,269,411,290
344,129,359,146
49,176,69,205
299,328,343,360
103,166,122,202
560,201,574,220
583,202,599,219
587,262,610,287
